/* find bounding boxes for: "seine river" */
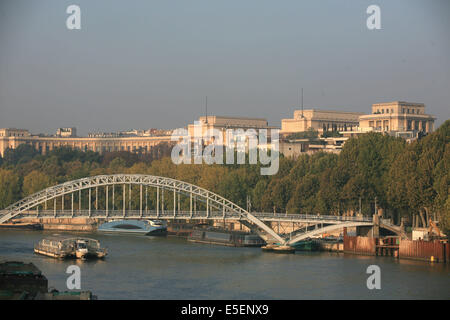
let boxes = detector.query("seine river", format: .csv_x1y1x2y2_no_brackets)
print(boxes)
0,230,449,299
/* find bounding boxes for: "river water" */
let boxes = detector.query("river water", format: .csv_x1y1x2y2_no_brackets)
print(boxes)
0,230,448,299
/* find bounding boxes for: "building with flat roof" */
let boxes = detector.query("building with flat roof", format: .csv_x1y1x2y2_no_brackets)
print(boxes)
0,127,173,157
0,128,31,138
281,109,364,136
187,115,278,147
358,101,435,134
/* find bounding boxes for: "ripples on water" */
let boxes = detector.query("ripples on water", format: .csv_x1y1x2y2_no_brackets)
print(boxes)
0,230,449,299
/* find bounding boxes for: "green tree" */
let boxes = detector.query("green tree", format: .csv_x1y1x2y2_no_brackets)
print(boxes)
22,170,53,196
0,169,21,209
3,144,39,165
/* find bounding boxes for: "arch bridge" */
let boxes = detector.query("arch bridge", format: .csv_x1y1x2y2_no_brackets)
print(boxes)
0,174,404,244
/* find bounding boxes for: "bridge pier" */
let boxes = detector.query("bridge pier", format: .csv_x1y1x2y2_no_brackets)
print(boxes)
372,214,380,237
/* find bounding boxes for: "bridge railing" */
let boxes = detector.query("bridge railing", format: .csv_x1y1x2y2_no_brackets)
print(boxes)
12,210,243,219
251,213,373,222
10,209,373,222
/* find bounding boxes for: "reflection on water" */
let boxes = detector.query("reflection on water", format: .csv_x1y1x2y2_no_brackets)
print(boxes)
0,230,449,299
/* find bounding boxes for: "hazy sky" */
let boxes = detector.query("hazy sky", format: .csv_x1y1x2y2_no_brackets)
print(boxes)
0,0,449,135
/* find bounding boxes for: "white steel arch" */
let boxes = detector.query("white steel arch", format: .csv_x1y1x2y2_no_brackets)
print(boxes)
0,174,286,244
286,222,373,245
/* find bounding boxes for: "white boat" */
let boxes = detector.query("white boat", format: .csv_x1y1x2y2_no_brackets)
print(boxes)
97,219,167,236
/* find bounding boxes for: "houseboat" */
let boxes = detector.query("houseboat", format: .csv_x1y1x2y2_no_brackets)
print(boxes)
97,219,167,236
187,226,265,247
34,237,107,260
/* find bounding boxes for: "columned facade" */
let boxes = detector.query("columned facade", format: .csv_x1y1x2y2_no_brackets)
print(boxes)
358,101,435,134
0,129,173,157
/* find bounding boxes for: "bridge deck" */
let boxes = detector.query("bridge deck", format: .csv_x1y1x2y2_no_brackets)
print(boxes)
7,210,373,224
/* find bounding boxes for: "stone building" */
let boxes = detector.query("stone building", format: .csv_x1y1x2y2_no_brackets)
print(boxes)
0,127,172,157
187,116,278,147
358,101,435,133
280,109,364,136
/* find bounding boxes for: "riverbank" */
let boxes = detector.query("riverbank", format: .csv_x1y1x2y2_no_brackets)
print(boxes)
343,231,449,263
13,218,97,232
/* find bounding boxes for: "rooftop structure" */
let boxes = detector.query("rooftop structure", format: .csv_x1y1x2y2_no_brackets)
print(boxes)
187,115,278,148
56,127,77,138
281,109,364,136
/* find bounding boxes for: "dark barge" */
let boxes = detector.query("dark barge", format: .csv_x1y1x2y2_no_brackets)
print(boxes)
0,221,42,231
188,227,265,247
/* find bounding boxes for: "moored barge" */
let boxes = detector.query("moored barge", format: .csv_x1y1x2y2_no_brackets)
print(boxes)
0,221,43,230
34,236,107,260
188,227,265,247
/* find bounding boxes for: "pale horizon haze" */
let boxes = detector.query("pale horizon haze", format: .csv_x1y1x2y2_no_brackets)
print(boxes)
0,0,449,135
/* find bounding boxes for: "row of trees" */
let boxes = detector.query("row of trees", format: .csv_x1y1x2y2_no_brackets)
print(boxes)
1,121,448,234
